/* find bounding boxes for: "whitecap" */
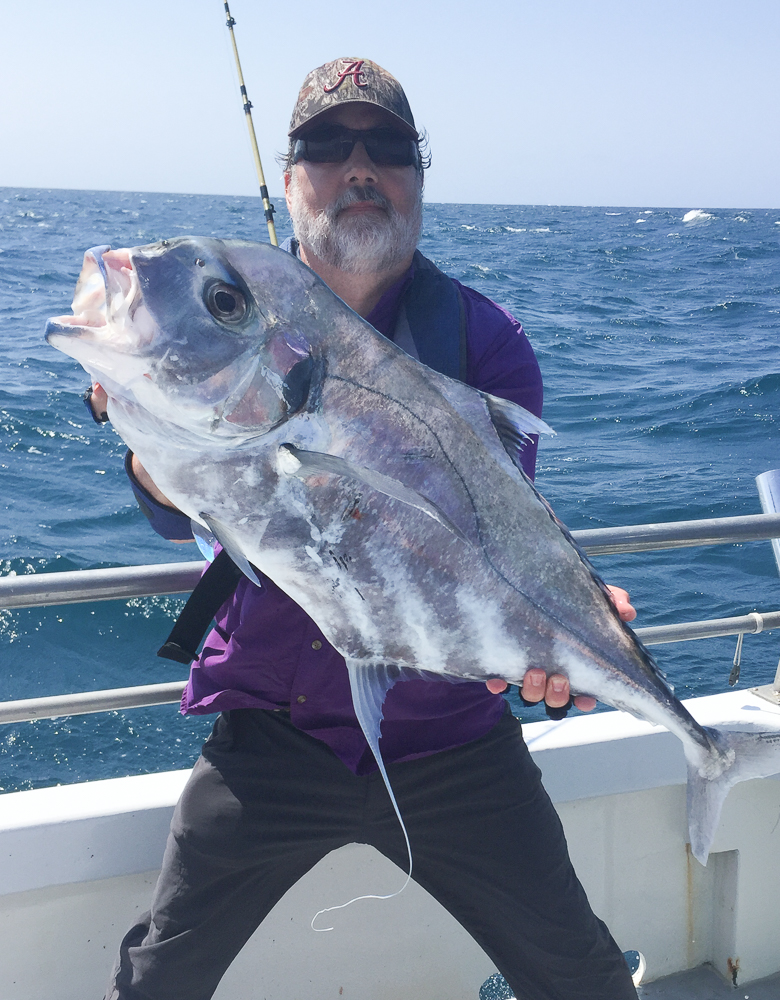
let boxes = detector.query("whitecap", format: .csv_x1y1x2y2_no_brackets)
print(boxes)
605,212,622,216
683,209,714,223
531,227,551,233
643,210,653,214
505,226,526,232
635,219,646,224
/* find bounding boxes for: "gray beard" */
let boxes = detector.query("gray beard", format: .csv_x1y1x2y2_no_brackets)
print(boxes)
287,175,422,276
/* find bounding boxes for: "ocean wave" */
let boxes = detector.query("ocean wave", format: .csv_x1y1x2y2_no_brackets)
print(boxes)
683,209,715,223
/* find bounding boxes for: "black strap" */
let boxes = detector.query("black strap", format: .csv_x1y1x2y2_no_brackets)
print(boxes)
157,549,246,664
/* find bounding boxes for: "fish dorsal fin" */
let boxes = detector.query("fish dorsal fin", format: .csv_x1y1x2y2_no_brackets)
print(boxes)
281,444,469,543
483,392,554,472
481,401,670,693
310,661,414,932
198,512,265,588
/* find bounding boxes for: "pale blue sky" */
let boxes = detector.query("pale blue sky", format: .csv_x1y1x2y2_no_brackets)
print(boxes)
1,0,777,207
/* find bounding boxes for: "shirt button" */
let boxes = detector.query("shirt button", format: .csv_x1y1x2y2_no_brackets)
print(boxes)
311,640,322,650
297,694,307,704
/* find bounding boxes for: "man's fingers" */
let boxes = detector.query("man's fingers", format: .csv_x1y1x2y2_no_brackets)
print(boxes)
91,382,108,411
544,674,570,709
84,382,109,424
494,670,597,713
521,669,570,708
520,667,547,703
520,669,597,712
606,584,637,622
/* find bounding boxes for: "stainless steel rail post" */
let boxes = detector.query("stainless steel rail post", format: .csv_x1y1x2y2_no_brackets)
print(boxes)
754,470,780,705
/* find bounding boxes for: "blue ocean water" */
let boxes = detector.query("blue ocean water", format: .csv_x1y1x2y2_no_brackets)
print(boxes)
1,189,779,793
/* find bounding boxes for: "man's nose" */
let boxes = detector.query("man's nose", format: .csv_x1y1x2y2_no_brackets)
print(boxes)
343,141,377,184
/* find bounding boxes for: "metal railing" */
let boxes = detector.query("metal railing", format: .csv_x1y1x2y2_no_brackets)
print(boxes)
3,513,780,611
2,512,780,724
0,561,205,610
0,682,188,725
571,512,780,556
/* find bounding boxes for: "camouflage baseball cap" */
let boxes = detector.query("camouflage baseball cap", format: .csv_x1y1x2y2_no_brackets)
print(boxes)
288,58,418,139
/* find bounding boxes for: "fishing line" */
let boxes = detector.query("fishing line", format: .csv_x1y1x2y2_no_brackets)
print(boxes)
222,2,278,246
311,661,415,932
310,750,413,933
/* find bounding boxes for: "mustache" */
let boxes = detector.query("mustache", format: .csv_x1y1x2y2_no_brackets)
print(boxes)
326,186,392,220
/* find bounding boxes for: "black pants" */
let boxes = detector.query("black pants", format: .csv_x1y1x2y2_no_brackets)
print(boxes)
106,708,637,1000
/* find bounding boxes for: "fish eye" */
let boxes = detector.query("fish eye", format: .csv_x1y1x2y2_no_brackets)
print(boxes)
205,282,249,324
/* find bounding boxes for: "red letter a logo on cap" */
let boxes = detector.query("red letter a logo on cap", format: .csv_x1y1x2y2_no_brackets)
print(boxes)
324,60,368,93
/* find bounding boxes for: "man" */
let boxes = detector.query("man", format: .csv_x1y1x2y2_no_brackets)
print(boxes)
100,58,638,1000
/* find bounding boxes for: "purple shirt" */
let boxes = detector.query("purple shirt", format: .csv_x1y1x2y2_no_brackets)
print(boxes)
183,264,543,774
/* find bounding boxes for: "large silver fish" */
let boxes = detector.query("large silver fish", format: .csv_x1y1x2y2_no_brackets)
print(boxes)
46,237,780,865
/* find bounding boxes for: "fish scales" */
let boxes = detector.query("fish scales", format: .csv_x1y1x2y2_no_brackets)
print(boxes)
46,236,780,867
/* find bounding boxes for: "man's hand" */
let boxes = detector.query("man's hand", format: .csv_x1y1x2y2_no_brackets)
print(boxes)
606,585,636,624
485,584,637,712
85,382,109,423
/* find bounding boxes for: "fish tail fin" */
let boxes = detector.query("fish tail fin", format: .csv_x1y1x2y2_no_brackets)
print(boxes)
686,726,780,865
310,662,413,932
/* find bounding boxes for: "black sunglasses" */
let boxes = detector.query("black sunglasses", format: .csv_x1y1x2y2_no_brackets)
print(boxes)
292,125,420,168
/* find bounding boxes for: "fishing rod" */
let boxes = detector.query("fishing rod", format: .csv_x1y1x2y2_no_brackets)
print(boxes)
223,1,278,246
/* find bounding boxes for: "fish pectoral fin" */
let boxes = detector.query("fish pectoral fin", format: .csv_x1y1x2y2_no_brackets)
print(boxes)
198,513,264,588
483,392,555,472
281,444,470,543
190,520,218,563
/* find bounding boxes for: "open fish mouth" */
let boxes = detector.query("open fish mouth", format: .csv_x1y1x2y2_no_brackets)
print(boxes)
45,245,156,352
49,245,128,329
45,245,157,387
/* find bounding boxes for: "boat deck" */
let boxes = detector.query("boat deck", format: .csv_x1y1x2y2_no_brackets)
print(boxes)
641,964,780,998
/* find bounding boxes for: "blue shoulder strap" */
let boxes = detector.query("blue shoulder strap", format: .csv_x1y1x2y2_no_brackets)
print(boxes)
399,251,467,382
281,240,467,382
